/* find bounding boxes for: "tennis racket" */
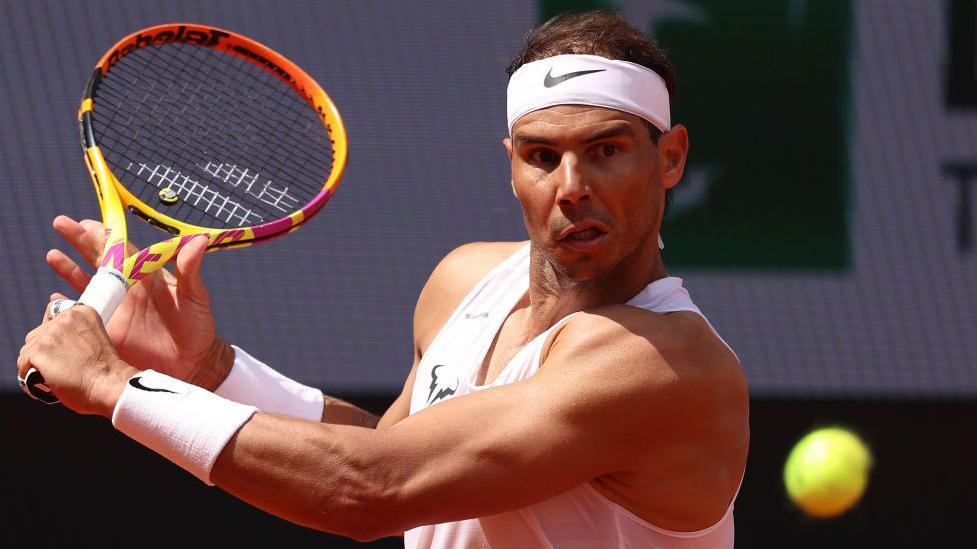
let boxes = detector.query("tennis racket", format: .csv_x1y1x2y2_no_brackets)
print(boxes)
19,23,347,404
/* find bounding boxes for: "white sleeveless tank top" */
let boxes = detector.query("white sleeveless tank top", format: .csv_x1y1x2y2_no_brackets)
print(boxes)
405,245,739,548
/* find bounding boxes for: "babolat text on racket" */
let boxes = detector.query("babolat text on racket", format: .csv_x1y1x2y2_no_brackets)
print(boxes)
20,23,347,404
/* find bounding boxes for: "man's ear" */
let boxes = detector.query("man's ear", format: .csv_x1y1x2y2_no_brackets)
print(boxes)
503,137,518,198
659,124,689,190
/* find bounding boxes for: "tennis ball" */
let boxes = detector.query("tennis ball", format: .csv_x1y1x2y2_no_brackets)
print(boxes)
783,427,872,518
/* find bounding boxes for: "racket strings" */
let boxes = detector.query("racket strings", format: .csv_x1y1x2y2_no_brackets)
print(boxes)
148,42,330,173
101,45,330,206
119,42,331,185
175,42,334,183
94,92,325,228
95,75,327,211
95,88,287,226
215,47,332,177
205,45,335,190
214,45,333,147
92,42,334,229
97,55,321,224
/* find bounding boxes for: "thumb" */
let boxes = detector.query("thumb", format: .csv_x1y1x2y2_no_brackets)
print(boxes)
173,236,210,303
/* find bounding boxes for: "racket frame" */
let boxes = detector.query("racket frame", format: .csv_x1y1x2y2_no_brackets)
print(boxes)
79,23,347,290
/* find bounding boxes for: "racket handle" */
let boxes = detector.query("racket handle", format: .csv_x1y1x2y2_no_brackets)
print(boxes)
77,268,128,324
21,268,128,404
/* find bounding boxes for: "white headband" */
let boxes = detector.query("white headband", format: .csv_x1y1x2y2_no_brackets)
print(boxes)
506,54,670,135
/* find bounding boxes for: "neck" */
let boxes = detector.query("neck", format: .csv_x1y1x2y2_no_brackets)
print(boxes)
524,241,667,337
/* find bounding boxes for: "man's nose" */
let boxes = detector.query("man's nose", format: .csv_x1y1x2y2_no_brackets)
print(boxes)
555,154,591,206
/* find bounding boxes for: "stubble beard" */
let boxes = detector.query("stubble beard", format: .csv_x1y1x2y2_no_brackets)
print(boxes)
534,217,659,291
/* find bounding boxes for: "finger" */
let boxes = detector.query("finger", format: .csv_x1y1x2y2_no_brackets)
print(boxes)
173,236,210,303
46,249,91,293
78,218,139,255
17,338,36,378
53,216,103,268
79,218,130,256
43,294,71,324
16,349,30,379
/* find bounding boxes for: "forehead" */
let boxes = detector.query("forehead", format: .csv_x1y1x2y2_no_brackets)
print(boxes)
511,105,646,141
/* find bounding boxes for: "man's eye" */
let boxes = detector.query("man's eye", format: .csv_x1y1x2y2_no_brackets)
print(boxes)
601,144,618,157
533,150,558,164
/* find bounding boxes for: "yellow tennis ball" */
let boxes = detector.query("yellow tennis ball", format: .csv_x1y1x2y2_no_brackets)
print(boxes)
783,427,872,518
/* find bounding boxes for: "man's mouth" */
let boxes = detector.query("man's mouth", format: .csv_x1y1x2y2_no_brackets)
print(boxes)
556,224,609,249
564,227,603,241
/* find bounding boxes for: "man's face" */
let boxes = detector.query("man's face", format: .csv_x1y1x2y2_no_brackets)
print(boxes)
504,105,687,281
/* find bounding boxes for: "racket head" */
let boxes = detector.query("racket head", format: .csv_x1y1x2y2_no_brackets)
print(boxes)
78,23,347,274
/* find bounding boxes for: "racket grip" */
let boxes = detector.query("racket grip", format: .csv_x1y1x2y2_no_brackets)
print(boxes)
23,269,127,405
19,368,59,405
77,268,128,324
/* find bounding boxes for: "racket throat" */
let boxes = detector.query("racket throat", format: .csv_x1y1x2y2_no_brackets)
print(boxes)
78,268,128,324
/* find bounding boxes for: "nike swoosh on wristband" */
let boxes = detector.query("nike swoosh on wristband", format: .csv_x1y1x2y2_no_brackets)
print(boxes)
543,68,606,88
129,376,178,394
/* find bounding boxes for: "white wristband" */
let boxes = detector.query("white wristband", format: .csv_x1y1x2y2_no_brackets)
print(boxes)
215,346,324,422
112,370,257,485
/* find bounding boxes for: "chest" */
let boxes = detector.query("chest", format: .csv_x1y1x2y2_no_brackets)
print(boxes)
411,303,550,414
474,314,531,386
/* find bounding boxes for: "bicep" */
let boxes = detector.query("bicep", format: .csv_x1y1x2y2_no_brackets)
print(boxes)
376,347,419,429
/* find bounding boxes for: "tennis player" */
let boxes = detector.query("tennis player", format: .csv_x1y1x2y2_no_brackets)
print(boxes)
19,11,748,548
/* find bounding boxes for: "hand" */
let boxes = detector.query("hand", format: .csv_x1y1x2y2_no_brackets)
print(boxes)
45,216,233,390
18,304,136,416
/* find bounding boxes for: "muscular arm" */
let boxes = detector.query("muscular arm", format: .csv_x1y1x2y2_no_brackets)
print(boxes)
209,308,748,541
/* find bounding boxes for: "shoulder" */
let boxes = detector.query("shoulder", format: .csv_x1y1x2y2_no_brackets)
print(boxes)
414,241,527,352
542,306,749,526
543,303,748,463
428,241,526,289
547,304,740,380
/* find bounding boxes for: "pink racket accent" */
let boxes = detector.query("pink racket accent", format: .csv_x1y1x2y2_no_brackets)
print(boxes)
212,229,248,246
100,242,126,271
129,250,164,281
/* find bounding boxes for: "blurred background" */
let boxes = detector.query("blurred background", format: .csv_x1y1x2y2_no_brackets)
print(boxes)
1,0,974,546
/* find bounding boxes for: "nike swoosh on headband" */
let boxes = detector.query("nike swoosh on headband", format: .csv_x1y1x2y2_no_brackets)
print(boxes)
129,376,178,394
543,68,606,88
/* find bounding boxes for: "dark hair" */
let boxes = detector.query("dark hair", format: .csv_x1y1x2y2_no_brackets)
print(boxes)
506,11,677,96
507,10,677,217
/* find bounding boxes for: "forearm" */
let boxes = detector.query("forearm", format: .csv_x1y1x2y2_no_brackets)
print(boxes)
103,364,596,542
210,413,389,540
104,366,397,539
